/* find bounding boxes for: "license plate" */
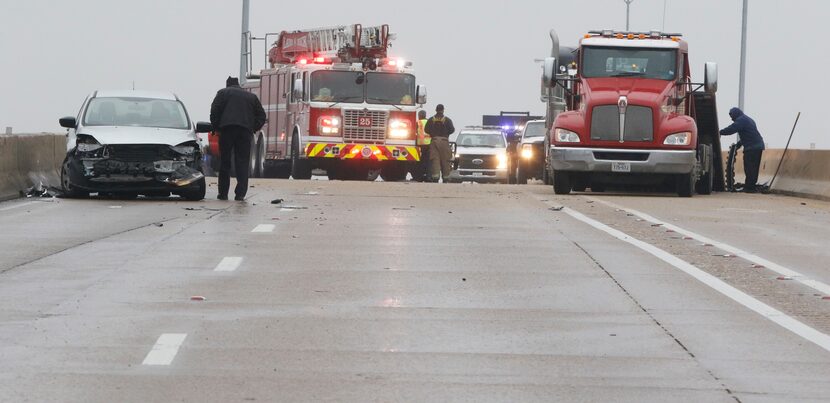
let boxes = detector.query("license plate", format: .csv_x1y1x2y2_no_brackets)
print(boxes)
611,162,631,172
472,172,483,177
358,117,373,127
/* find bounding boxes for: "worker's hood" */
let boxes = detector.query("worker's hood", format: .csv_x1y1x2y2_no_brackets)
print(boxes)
582,77,673,107
77,126,197,146
729,107,744,121
456,146,507,156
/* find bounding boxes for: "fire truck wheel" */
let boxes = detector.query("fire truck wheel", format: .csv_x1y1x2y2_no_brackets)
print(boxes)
290,134,312,180
552,171,571,195
676,171,695,197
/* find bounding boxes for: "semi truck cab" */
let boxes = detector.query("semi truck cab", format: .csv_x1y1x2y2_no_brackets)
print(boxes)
542,30,722,197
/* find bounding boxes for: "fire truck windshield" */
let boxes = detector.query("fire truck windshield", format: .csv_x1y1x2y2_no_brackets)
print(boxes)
310,71,364,103
83,97,190,129
582,46,677,80
365,73,416,106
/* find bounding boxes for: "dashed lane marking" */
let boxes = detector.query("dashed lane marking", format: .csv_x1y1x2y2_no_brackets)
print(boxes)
562,207,830,353
214,256,243,272
251,224,275,233
590,197,830,296
141,333,187,366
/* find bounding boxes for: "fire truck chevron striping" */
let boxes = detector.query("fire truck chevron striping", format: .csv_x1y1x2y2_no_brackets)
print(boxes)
305,143,420,161
210,21,428,182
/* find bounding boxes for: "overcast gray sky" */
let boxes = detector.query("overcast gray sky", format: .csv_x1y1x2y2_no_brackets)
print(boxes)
1,0,827,148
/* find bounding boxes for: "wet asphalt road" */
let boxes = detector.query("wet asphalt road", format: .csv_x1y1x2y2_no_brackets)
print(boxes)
0,178,829,402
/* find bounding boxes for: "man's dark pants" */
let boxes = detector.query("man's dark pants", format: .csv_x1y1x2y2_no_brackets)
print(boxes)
743,149,763,191
419,145,431,181
218,125,252,199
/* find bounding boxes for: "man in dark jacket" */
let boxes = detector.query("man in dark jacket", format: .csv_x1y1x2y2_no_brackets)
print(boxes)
424,104,455,182
720,107,765,193
210,76,266,200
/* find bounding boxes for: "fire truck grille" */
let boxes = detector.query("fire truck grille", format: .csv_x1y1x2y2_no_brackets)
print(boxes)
105,144,176,161
343,110,388,142
590,105,654,142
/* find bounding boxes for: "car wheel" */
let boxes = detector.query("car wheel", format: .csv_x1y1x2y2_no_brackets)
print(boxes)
60,160,88,198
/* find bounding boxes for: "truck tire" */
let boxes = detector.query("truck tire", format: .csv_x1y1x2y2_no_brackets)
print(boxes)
696,155,714,195
253,135,265,178
552,171,571,195
676,171,695,197
290,134,312,180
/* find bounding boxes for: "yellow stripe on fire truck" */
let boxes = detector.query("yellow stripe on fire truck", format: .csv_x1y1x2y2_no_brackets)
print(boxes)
305,143,420,161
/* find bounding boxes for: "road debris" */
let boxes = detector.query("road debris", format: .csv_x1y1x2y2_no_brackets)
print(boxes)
548,206,564,211
271,199,284,204
190,296,206,301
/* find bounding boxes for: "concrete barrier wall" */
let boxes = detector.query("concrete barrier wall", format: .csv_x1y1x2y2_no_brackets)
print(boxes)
0,133,65,201
729,149,830,200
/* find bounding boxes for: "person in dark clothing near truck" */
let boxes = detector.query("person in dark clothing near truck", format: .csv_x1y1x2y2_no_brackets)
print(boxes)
425,104,455,182
210,76,266,201
720,107,765,193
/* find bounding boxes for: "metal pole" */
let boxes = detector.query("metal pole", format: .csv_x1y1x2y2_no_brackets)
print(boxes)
739,0,748,110
240,0,250,85
662,0,667,31
625,0,634,31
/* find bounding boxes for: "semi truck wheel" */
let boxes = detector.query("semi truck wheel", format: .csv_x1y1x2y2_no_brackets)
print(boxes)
695,156,714,195
552,171,571,195
253,136,265,178
676,171,695,197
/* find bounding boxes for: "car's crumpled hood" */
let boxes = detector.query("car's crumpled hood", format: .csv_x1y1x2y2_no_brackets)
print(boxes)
456,146,506,156
78,126,196,146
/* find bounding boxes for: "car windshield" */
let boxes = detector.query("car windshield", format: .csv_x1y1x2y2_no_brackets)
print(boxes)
366,73,416,105
83,97,190,129
457,132,506,148
310,71,365,103
582,46,677,80
522,122,546,138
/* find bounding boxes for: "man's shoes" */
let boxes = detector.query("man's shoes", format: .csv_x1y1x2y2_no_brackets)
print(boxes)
234,196,245,201
743,188,758,194
217,194,228,200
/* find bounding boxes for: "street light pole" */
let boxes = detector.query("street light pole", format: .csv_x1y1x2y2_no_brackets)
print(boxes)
240,0,250,85
624,0,634,31
739,0,748,110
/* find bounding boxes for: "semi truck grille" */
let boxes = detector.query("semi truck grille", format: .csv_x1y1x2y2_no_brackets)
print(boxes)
590,105,654,142
593,151,650,161
343,109,388,142
459,154,499,169
105,144,175,161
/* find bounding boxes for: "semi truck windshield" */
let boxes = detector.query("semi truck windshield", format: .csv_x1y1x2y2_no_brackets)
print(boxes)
582,47,677,80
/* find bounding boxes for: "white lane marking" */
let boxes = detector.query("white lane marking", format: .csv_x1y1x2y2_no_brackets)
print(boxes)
214,256,243,272
0,201,40,212
590,197,830,296
561,207,830,353
142,333,187,366
251,224,275,233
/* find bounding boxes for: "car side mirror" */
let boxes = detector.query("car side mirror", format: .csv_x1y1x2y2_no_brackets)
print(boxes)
195,121,213,133
450,142,457,155
59,116,77,129
416,85,427,105
704,62,718,94
542,57,557,88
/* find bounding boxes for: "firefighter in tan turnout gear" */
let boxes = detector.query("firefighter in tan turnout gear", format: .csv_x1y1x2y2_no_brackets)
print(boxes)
425,104,455,182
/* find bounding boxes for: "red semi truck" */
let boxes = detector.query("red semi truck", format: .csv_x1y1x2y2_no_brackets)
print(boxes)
541,30,724,197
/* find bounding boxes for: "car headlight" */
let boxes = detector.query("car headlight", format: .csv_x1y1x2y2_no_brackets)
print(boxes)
497,153,508,170
318,116,341,135
521,144,533,159
388,119,412,139
664,132,692,146
76,134,102,153
554,128,580,143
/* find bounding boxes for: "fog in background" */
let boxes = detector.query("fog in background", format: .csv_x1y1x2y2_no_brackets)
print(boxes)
1,0,827,149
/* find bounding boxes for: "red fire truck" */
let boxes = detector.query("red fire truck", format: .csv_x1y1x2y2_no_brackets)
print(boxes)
541,30,724,197
210,24,426,181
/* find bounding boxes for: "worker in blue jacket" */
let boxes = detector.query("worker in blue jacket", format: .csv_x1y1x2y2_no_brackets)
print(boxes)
720,107,765,193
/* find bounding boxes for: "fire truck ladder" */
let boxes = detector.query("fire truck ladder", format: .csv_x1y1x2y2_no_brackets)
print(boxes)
269,24,391,65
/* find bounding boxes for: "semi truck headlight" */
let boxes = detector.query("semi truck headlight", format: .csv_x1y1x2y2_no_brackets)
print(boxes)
497,153,508,169
554,128,580,143
521,144,533,159
318,116,341,135
664,132,692,146
388,119,412,139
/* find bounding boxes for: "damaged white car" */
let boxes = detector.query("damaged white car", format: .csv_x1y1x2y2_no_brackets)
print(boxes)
59,90,212,200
